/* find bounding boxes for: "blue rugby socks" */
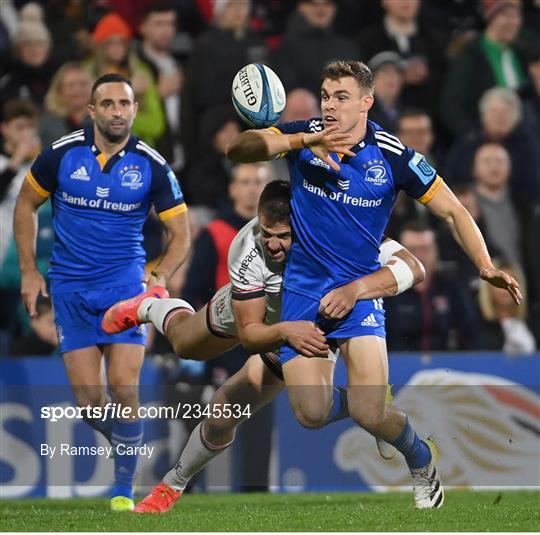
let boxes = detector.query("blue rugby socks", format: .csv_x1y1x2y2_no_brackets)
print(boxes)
388,417,431,469
111,419,143,499
82,410,113,442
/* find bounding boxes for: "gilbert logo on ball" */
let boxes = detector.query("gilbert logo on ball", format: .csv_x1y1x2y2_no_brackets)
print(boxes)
232,64,286,128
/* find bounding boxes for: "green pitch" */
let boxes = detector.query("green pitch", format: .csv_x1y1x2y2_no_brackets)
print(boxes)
1,491,538,531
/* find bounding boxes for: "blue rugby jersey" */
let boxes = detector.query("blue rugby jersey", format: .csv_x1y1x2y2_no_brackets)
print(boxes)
26,128,187,293
268,119,444,300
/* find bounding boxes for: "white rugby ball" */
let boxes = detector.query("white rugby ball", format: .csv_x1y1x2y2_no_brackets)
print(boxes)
231,63,286,128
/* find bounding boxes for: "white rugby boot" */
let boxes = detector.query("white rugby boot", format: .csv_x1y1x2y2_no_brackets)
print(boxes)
410,438,444,509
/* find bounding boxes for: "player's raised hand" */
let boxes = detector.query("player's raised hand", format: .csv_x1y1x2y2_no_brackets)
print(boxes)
319,280,359,320
480,266,522,305
20,269,48,319
303,126,356,171
282,321,329,358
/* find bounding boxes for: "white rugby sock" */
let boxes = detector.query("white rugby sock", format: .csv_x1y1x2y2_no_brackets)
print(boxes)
139,298,194,335
163,422,234,491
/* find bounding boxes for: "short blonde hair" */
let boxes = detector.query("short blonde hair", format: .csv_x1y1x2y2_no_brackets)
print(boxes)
44,62,90,117
478,258,527,321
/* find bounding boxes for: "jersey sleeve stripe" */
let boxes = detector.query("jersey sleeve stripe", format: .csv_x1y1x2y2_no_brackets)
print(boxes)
140,141,167,164
51,136,85,149
231,289,266,300
158,203,188,221
376,141,403,155
136,142,166,165
374,131,405,149
26,170,51,198
232,285,265,293
417,175,444,204
51,130,84,147
266,126,282,134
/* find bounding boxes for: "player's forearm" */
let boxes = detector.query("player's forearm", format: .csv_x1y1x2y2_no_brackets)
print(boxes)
354,248,424,299
448,205,493,271
237,322,286,353
227,130,302,162
153,232,191,281
353,268,399,299
13,195,39,273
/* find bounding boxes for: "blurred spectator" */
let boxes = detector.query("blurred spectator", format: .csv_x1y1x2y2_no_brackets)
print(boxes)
385,108,437,238
271,0,357,97
478,259,536,353
9,297,59,357
397,108,437,165
357,0,445,114
419,1,480,41
44,0,92,63
39,62,92,147
385,221,481,351
0,98,42,354
281,88,319,122
183,161,270,310
0,18,57,106
182,0,266,162
270,87,319,181
1,99,41,255
519,44,540,134
333,0,384,38
444,87,540,204
184,106,242,209
368,51,405,133
472,143,523,267
437,183,501,296
137,2,184,171
440,0,527,137
250,0,296,48
86,12,167,148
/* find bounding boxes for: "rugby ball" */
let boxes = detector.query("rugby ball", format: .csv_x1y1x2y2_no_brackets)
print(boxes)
231,64,286,128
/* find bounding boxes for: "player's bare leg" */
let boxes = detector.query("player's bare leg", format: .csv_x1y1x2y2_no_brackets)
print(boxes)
164,305,239,360
282,356,339,428
105,343,145,511
134,355,283,513
341,335,444,509
202,353,285,445
103,289,239,360
63,346,110,436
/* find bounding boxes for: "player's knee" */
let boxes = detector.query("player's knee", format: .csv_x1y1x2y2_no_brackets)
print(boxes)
293,403,330,429
108,382,139,406
75,388,106,409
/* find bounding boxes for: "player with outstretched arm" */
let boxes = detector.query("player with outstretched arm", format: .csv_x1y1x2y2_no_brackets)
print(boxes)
225,60,521,509
102,179,425,512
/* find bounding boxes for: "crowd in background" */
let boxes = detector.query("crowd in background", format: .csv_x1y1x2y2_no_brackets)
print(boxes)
1,0,539,359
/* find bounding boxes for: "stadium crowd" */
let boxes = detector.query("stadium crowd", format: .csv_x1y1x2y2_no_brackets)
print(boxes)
1,0,539,358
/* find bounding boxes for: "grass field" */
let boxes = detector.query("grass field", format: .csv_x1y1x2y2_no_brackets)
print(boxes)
1,490,538,532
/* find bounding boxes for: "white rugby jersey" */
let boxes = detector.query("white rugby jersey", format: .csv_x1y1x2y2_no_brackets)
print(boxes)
206,218,282,338
228,217,283,326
